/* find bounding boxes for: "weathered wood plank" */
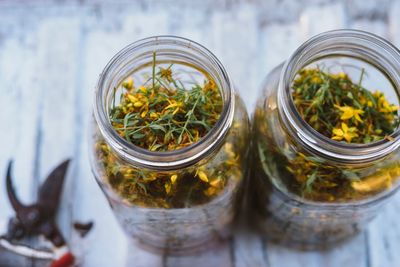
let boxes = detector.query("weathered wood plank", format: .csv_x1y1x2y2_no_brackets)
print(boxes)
366,195,400,267
365,3,400,267
33,16,81,267
259,22,302,77
124,241,163,267
0,38,38,220
233,229,266,267
211,4,259,111
0,14,42,266
165,239,233,267
299,3,346,39
168,5,210,47
345,0,391,20
351,19,388,38
389,0,400,46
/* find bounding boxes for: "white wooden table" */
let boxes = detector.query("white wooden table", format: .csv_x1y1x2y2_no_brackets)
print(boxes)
0,1,399,266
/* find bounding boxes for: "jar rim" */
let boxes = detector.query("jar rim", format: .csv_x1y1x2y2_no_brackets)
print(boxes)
278,29,400,163
94,36,235,170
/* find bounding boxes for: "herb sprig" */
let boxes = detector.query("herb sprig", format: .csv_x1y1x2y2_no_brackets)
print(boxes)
292,68,400,143
109,53,223,151
282,67,400,200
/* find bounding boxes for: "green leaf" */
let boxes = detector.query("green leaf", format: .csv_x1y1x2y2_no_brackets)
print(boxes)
150,143,164,151
189,120,211,130
126,119,139,127
131,133,145,139
305,171,318,192
137,182,147,194
177,133,183,144
304,156,325,164
149,124,166,132
342,170,360,181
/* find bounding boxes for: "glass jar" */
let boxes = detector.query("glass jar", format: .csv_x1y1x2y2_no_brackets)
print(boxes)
251,30,400,249
89,36,249,253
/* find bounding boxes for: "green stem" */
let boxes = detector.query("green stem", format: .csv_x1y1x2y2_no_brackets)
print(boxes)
178,93,201,144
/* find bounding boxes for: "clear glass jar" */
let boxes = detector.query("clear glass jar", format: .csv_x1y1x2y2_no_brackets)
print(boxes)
251,30,400,249
89,36,249,253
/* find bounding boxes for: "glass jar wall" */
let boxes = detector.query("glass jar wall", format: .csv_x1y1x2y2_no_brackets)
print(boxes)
251,30,400,249
89,36,250,253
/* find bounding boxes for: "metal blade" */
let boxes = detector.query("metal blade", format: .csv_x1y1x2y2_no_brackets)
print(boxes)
6,161,26,213
38,159,70,217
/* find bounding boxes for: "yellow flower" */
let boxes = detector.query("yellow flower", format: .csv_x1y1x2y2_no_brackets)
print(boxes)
311,76,322,84
139,86,147,93
164,100,177,109
127,94,138,103
373,90,382,98
140,108,148,118
210,177,221,187
170,174,178,184
378,95,399,113
160,67,173,82
165,182,171,194
359,95,367,105
332,123,359,143
203,79,216,91
133,101,144,108
164,99,183,115
335,105,364,123
149,112,159,120
204,187,217,197
338,72,347,79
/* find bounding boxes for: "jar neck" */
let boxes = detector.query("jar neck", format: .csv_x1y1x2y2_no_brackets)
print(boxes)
278,30,400,164
94,36,235,170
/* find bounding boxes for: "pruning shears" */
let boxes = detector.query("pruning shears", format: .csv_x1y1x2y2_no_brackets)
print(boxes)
0,159,75,267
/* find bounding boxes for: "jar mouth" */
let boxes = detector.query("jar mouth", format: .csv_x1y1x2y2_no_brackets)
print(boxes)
278,29,400,163
94,36,235,170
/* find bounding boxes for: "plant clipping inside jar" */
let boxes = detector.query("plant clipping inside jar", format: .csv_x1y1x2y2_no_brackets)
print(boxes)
251,30,400,249
90,36,250,253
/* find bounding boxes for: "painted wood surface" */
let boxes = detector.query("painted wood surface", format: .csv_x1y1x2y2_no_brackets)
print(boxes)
0,1,399,266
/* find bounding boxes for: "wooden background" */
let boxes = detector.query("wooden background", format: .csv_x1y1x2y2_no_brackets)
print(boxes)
0,0,399,266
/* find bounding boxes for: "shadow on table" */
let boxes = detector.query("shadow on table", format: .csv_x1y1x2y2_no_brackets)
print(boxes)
124,237,233,267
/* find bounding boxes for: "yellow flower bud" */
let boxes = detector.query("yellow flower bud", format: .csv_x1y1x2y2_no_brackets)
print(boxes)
197,170,208,183
141,110,148,118
170,174,178,184
127,94,138,103
139,86,147,93
150,112,158,119
134,101,143,107
210,178,221,187
122,78,133,90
